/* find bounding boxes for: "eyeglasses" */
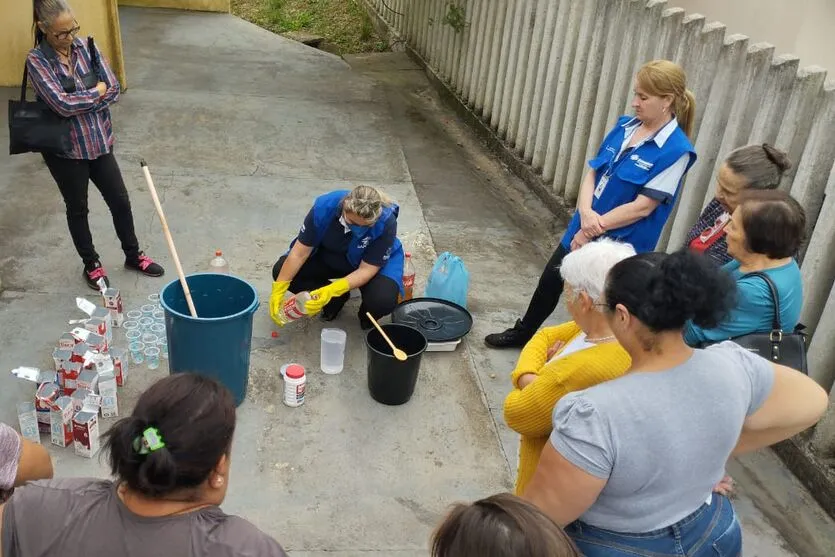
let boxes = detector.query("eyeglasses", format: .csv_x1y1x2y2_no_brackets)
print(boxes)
52,22,81,41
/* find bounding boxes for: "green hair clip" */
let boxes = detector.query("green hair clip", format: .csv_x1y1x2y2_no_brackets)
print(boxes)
133,427,166,455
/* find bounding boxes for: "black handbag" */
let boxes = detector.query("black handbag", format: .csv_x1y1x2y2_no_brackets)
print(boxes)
8,43,72,155
722,272,808,374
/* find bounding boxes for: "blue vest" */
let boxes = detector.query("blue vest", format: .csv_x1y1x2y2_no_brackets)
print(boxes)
562,116,697,253
290,190,405,294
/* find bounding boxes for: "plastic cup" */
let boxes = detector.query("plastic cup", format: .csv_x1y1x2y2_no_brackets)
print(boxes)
142,333,158,346
148,293,160,303
144,346,160,370
140,304,156,317
126,310,142,321
126,329,142,342
138,317,154,331
320,328,347,374
158,340,169,359
152,310,165,323
123,320,139,331
129,341,145,364
150,323,165,336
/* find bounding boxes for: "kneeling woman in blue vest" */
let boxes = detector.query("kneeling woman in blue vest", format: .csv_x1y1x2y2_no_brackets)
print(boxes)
269,186,404,330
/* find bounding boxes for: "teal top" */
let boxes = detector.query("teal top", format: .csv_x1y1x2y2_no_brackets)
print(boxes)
683,259,803,346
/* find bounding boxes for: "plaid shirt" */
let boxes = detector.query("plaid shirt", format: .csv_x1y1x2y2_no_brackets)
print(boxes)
26,38,120,160
684,198,732,266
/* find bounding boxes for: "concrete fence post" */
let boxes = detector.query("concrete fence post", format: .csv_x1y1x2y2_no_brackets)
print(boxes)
563,0,615,201
665,34,749,251
699,43,776,210
529,0,573,171
506,0,537,146
790,83,835,242
603,0,645,134
466,0,490,107
497,0,530,139
514,0,550,154
521,0,562,161
652,7,685,61
748,54,801,146
582,0,630,174
489,1,517,129
541,0,587,187
773,66,828,191
474,0,501,114
800,160,835,341
482,0,508,120
622,0,669,116
556,0,604,198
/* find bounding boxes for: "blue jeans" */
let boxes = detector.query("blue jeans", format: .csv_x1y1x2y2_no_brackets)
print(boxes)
566,495,742,556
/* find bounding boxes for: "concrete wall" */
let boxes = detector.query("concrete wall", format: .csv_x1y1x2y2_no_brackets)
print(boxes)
369,0,835,399
1,0,126,88
118,0,230,12
673,0,835,71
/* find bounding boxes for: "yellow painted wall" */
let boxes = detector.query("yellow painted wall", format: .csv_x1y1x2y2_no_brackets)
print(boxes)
0,0,126,88
118,0,229,13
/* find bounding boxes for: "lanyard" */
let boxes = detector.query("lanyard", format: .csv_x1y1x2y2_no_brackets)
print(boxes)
601,122,667,181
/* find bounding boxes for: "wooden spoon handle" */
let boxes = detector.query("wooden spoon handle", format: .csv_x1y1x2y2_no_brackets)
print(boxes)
366,312,399,352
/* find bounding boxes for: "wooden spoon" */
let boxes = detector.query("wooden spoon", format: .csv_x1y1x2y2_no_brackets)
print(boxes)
366,312,408,361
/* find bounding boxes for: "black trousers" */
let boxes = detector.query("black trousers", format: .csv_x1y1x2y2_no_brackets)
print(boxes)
519,243,569,332
42,151,140,266
272,254,399,319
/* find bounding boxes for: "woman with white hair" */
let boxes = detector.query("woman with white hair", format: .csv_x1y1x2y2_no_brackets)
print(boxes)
270,186,405,330
503,239,636,496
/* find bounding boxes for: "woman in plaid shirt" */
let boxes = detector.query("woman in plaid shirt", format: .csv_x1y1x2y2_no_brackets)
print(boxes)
28,0,164,289
684,144,792,265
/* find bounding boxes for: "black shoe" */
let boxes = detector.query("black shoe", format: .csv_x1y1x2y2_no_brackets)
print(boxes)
321,295,349,321
125,252,165,277
359,312,373,331
484,320,534,348
84,261,110,291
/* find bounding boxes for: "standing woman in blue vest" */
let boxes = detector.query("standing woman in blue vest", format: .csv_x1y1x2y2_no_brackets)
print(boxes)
269,186,404,330
486,60,697,349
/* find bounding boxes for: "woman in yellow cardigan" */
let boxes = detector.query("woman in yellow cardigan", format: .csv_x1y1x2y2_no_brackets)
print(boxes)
504,239,636,495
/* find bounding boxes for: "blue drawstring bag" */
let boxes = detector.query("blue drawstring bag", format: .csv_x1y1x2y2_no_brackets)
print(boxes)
425,252,470,308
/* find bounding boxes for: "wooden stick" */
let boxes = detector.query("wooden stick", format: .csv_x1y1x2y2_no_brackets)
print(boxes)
140,159,198,318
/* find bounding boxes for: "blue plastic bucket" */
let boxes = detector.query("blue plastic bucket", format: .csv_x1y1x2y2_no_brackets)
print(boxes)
160,273,259,406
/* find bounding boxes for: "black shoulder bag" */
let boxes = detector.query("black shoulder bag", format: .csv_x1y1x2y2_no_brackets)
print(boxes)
721,272,808,374
8,40,72,155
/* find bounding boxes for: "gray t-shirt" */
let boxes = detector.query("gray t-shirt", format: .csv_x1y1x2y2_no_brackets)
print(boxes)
550,341,774,533
1,478,288,557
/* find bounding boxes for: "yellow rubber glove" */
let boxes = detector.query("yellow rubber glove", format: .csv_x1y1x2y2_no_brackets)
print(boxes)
269,280,291,326
306,278,351,315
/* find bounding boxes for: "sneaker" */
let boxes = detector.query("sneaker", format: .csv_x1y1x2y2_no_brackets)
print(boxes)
358,312,373,331
84,261,110,290
125,252,165,277
484,319,534,348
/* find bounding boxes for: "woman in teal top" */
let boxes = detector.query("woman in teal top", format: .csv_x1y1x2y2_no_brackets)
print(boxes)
684,189,806,346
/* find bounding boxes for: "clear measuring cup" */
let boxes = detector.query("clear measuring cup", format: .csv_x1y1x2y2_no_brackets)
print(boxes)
320,328,347,374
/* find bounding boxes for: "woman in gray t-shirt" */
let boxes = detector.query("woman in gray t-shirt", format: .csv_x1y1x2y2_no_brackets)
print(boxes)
523,250,827,556
0,374,288,557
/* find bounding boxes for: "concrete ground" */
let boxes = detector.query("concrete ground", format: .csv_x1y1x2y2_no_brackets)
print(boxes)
0,7,833,556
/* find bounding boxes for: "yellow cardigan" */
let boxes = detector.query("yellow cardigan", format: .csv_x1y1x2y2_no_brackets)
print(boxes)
503,321,631,495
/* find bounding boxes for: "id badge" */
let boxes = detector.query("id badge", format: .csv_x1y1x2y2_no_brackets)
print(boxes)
594,175,610,199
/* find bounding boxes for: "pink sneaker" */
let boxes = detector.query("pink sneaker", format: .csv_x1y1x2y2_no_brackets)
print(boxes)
125,252,165,277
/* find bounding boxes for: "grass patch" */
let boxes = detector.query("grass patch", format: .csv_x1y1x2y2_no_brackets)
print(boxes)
231,0,388,54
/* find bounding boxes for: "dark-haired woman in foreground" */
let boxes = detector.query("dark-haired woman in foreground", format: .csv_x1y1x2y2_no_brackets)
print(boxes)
0,374,287,557
524,251,827,556
432,493,580,557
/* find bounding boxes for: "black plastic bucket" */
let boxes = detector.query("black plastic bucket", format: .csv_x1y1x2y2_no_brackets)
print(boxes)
366,324,427,405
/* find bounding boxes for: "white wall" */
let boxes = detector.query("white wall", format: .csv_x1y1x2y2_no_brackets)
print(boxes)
674,0,835,70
